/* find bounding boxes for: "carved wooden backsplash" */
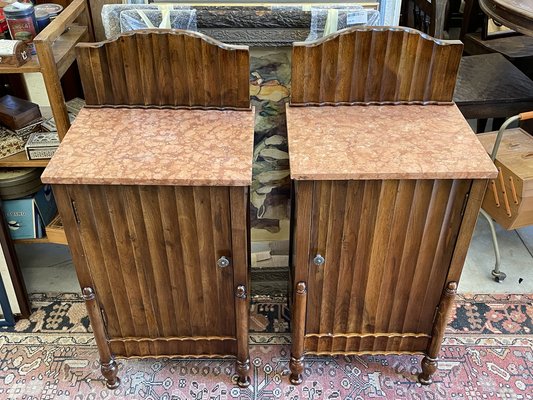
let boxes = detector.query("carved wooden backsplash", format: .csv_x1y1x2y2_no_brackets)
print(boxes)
76,30,250,109
291,27,463,105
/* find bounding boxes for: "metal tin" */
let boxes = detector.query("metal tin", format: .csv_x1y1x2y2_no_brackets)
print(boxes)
34,3,62,19
3,2,37,54
0,7,9,38
0,167,43,200
35,9,50,32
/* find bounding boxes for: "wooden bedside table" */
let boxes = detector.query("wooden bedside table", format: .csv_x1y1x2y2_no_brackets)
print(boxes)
41,106,254,389
40,30,254,389
286,27,498,385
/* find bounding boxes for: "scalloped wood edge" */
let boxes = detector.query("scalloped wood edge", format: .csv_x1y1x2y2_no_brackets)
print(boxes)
76,28,248,51
291,26,463,105
76,29,250,109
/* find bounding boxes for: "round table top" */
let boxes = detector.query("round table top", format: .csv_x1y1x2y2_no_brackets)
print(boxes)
480,0,533,36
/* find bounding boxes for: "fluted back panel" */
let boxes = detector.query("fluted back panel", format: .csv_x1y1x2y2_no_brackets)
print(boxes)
291,27,463,105
76,30,250,109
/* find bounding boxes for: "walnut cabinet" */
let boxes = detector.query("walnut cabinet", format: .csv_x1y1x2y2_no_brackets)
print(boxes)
286,107,496,386
52,184,251,388
42,29,255,389
286,27,497,385
41,105,255,390
289,178,489,384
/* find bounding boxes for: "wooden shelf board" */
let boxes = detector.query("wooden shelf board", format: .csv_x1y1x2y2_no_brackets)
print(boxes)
0,152,49,168
14,237,49,244
0,25,87,75
0,57,41,73
55,25,88,76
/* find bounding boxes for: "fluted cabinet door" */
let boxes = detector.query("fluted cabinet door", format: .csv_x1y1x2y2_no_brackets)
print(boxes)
300,179,471,354
55,184,238,357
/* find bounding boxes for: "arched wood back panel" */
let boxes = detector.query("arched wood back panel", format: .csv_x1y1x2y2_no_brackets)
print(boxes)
76,30,250,109
291,26,463,105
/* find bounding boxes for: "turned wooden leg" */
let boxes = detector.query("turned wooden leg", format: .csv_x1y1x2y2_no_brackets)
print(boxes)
290,281,307,385
82,287,120,389
418,281,457,385
419,356,437,385
235,285,251,388
101,360,120,389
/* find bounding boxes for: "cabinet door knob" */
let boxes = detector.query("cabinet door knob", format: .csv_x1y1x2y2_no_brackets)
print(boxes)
313,254,325,266
217,256,230,268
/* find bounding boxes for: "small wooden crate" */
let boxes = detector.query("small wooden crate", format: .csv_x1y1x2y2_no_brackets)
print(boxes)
46,214,68,245
478,128,533,230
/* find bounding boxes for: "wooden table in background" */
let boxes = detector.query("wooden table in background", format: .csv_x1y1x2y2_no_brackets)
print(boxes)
480,0,533,36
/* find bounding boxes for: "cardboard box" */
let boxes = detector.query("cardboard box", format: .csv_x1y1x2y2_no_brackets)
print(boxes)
1,185,57,239
46,214,67,245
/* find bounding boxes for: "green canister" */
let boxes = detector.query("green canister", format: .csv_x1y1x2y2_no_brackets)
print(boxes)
4,2,37,55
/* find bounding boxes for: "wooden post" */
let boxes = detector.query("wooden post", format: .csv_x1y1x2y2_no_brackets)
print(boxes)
36,41,70,141
290,281,307,385
82,287,120,389
235,285,250,387
418,281,457,385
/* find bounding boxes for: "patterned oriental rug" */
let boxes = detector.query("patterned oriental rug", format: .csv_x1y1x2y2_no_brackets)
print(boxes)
0,293,531,399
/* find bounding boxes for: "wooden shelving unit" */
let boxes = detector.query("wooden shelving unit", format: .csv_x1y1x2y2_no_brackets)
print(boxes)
0,153,49,168
0,0,92,317
13,237,50,245
0,25,87,75
0,0,93,248
0,0,92,141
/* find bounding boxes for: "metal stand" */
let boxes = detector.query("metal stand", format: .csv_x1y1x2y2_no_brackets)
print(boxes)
480,114,522,283
479,209,505,282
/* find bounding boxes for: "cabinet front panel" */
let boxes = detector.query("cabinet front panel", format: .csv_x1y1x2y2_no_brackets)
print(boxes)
303,179,471,347
63,185,236,343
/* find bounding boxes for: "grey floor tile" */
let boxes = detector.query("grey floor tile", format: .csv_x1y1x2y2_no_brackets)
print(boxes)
460,217,533,293
15,244,79,294
517,225,533,256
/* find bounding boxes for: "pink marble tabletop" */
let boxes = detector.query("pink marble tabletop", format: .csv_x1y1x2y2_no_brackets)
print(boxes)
41,107,254,186
286,104,498,180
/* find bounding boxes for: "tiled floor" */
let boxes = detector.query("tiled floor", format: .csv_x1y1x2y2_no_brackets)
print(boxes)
14,218,533,296
460,220,533,293
15,243,78,293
